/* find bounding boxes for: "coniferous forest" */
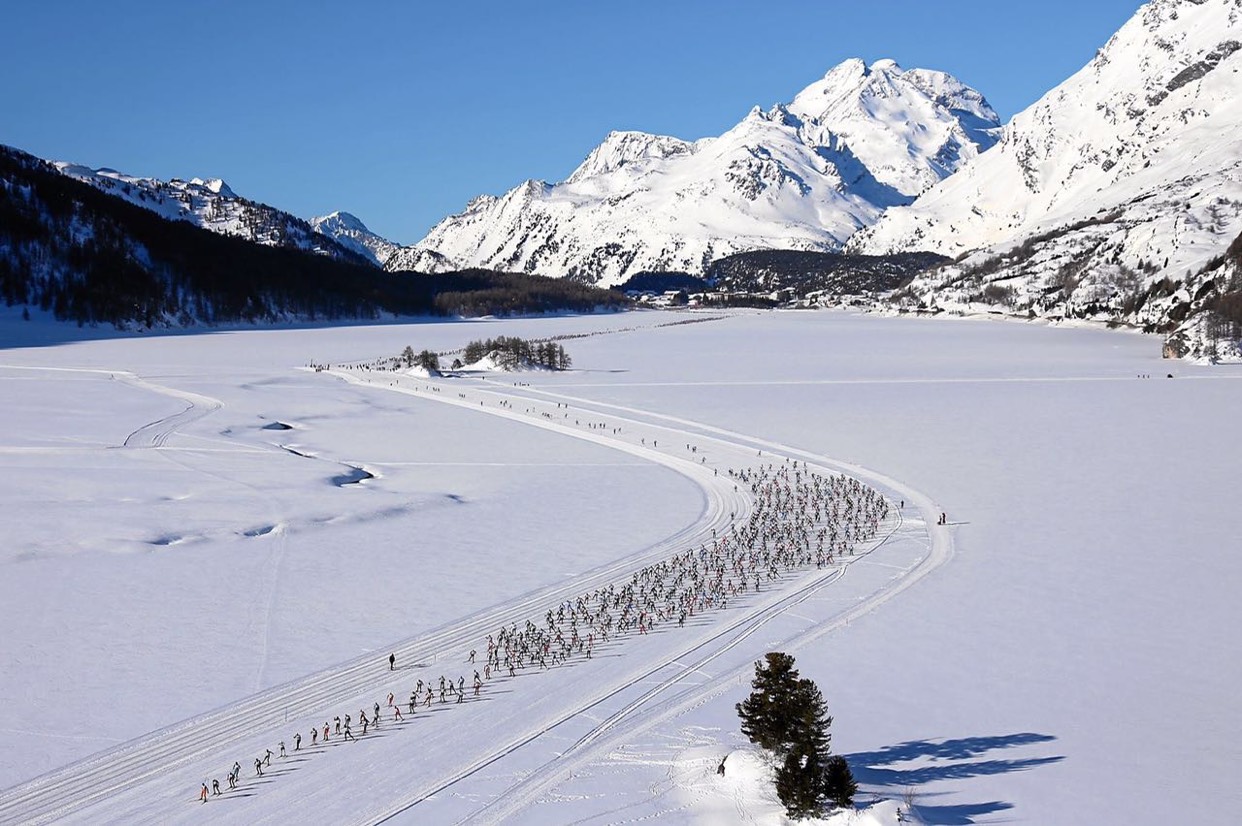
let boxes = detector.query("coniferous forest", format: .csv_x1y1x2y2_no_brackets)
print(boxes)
0,145,628,329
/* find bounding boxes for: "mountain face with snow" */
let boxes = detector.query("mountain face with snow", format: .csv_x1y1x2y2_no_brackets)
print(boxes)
54,163,374,266
851,0,1242,357
393,59,1000,286
309,211,401,268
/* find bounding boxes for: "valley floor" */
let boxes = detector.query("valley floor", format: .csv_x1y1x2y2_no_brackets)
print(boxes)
0,310,1238,824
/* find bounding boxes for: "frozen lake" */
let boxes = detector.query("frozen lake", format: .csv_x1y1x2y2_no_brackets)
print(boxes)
0,309,1237,824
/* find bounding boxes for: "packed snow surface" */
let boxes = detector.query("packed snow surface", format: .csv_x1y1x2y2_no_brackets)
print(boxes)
0,309,1238,825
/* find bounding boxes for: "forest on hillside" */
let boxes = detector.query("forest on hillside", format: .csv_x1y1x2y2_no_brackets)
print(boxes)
0,145,628,328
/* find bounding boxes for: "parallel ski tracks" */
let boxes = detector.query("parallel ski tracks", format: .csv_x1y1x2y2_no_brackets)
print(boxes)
0,366,943,826
0,372,750,825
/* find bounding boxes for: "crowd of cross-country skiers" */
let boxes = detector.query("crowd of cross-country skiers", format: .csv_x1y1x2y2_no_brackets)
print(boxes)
198,458,891,804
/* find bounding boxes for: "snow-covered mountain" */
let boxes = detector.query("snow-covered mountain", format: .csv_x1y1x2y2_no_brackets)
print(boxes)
394,59,1000,286
851,0,1242,357
54,163,373,265
310,211,401,268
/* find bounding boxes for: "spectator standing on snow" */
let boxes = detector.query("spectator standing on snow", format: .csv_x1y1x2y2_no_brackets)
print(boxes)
389,652,396,670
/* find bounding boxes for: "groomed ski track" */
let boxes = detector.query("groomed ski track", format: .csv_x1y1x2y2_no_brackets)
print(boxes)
0,367,948,825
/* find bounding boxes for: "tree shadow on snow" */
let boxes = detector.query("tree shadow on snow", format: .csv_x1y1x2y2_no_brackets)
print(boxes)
896,793,1014,825
845,733,1063,825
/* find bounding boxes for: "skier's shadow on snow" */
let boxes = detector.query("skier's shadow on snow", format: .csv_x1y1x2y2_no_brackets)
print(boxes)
845,732,1063,825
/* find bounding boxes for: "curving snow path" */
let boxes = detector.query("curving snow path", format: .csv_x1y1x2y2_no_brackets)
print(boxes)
0,366,946,825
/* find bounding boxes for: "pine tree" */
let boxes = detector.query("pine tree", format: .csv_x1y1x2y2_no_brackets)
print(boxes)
736,652,803,754
415,349,440,372
775,741,826,820
823,755,857,809
738,653,850,820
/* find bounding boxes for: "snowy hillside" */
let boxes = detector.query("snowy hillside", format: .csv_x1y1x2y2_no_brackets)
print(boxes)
395,59,1000,286
54,162,373,265
851,0,1242,355
310,210,401,267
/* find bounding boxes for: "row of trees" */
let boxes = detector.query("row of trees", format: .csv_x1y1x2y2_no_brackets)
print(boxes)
461,336,571,370
737,652,856,819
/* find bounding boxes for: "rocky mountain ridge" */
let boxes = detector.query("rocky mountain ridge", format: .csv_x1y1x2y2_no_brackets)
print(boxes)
394,58,1001,286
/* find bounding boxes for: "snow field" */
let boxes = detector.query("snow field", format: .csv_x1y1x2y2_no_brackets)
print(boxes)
2,308,1237,824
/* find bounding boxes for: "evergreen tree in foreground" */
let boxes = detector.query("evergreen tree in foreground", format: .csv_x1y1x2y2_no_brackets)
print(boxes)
736,652,804,754
737,652,856,819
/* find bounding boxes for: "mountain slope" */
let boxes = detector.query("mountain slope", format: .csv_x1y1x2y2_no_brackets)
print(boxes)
851,0,1242,357
310,210,401,267
395,59,1000,286
55,163,375,266
0,144,626,330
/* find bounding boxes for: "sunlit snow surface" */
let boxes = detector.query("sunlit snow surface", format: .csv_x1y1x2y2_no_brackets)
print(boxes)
0,310,1238,825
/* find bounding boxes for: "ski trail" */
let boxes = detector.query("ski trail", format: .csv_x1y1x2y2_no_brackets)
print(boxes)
0,364,224,449
0,366,946,826
0,371,750,826
114,373,223,449
459,487,949,825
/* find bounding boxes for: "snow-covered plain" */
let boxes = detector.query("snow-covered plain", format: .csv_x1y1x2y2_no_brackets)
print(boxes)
0,310,1238,824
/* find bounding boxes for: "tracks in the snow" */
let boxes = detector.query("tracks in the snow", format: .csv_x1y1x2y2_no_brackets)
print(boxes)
0,370,749,826
0,366,945,826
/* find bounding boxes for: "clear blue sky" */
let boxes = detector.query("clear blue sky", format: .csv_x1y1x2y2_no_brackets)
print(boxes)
3,0,1141,244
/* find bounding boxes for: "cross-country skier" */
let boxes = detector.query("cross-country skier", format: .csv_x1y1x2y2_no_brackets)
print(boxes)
389,652,396,670
294,732,302,751
212,779,220,796
200,783,208,804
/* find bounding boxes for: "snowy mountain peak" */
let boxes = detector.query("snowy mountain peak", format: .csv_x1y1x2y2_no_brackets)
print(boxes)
400,58,1001,285
52,161,369,264
851,0,1242,354
189,177,235,198
565,131,697,184
309,210,401,268
312,210,370,234
857,0,1242,258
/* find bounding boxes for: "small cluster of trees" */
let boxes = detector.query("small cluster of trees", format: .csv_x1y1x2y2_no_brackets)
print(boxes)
737,652,856,820
461,336,571,371
398,345,441,373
